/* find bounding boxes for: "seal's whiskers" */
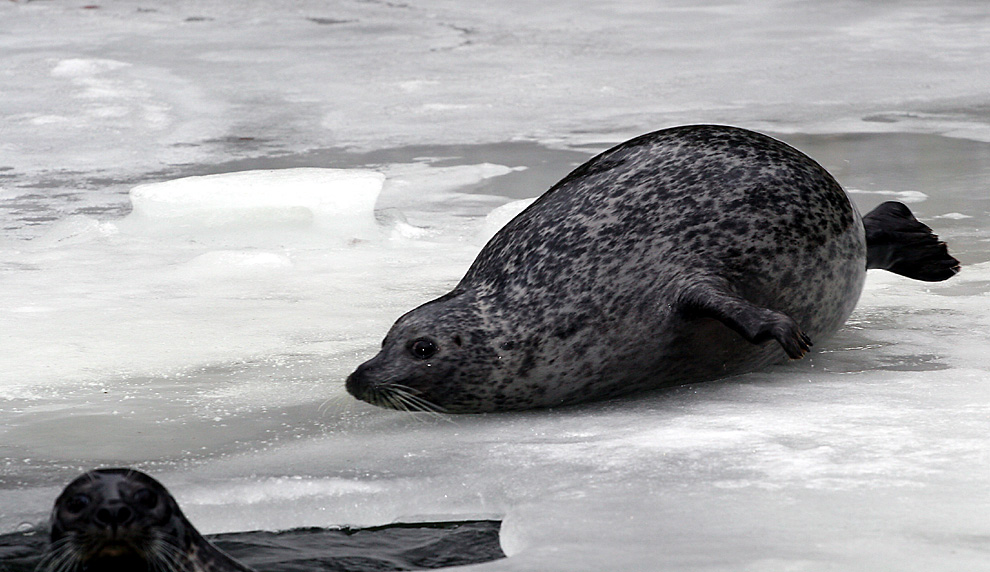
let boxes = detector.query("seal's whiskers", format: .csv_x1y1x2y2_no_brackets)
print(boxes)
149,535,186,572
385,385,453,423
36,535,80,572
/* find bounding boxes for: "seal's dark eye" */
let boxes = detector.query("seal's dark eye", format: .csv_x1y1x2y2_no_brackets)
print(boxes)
66,494,91,513
133,488,158,509
409,338,438,360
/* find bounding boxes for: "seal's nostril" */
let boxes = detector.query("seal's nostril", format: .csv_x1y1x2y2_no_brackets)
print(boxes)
345,362,371,397
94,505,133,527
94,508,113,526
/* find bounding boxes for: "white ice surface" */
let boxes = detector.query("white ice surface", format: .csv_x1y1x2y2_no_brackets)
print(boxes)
2,2,990,572
127,169,384,233
0,165,493,396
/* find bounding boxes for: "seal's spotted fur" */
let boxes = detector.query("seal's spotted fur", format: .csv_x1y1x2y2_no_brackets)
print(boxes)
39,468,253,572
348,125,958,413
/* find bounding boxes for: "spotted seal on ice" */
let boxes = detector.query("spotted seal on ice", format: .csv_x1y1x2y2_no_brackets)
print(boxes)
37,468,253,572
346,125,959,413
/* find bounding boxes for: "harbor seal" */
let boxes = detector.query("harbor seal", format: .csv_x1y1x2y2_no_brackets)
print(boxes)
37,468,254,572
346,125,959,413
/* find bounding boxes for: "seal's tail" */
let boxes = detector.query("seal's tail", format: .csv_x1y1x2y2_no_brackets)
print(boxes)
863,201,960,281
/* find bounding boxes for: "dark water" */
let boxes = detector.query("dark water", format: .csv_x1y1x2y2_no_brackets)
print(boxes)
0,521,504,572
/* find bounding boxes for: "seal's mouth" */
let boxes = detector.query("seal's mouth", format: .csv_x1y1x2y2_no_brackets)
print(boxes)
80,536,148,564
95,541,134,558
359,382,447,415
84,551,151,572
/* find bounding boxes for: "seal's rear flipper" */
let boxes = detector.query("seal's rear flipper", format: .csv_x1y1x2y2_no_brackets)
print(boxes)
679,279,812,359
863,201,960,281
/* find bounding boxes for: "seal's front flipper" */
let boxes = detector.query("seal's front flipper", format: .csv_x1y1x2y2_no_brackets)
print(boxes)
864,201,960,281
679,279,812,359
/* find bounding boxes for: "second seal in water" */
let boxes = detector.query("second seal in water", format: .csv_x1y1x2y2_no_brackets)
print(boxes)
347,125,959,412
37,468,254,572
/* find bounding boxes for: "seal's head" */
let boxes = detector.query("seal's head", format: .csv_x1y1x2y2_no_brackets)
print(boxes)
41,468,194,572
346,290,507,413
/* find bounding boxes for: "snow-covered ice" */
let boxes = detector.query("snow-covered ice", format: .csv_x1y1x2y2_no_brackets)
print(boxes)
127,169,384,233
1,1,989,571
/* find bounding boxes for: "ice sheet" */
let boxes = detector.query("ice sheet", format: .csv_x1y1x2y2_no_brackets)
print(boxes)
2,2,990,571
3,144,988,572
3,0,990,181
127,169,384,233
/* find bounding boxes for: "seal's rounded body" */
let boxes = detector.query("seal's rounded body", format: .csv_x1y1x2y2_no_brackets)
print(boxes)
347,125,958,413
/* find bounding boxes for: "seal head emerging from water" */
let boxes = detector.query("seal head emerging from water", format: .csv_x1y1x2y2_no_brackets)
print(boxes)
37,468,253,572
347,125,959,413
